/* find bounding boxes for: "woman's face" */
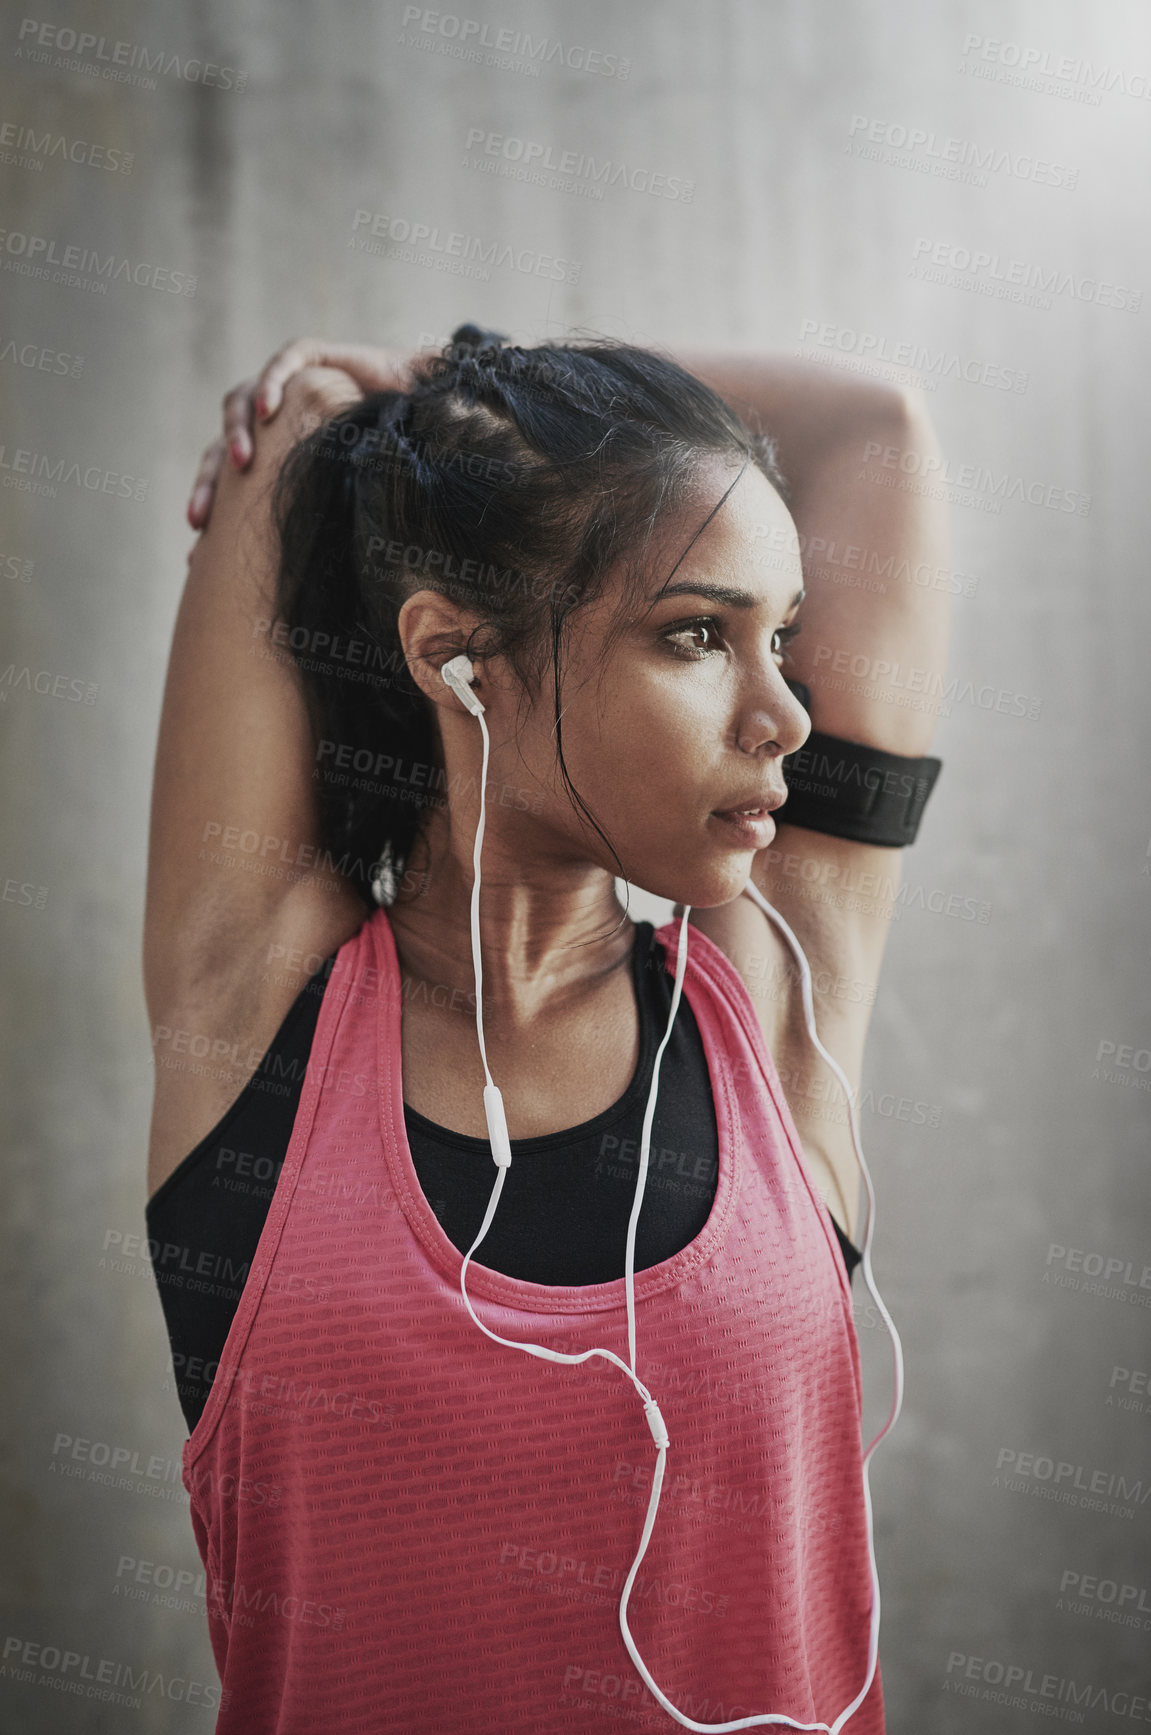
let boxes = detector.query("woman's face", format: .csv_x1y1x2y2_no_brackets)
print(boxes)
477,459,811,911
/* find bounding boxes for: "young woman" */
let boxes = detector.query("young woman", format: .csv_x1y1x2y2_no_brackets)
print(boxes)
143,327,949,1733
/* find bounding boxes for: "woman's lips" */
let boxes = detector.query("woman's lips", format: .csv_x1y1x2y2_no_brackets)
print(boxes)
711,806,778,847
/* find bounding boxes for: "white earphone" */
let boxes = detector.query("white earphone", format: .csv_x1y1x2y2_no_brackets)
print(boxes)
441,652,487,719
438,651,904,1733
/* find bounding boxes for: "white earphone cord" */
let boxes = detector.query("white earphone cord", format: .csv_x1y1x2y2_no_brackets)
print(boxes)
447,664,902,1732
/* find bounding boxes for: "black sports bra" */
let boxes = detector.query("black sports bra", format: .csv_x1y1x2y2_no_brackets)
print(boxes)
146,921,862,1433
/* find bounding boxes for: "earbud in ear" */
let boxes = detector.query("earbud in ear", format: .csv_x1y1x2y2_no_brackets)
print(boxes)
441,654,485,716
443,654,475,685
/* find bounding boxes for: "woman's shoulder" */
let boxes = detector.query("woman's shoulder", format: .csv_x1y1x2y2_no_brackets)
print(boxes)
678,891,874,1246
654,905,790,1050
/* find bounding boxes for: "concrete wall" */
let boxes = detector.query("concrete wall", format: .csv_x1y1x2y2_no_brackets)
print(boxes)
2,1,1149,1728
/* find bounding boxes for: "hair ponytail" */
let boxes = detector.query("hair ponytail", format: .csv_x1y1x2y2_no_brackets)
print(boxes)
273,390,442,901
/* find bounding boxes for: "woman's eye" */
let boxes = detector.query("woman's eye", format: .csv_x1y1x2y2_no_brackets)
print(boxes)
663,617,800,662
665,618,724,659
772,622,802,662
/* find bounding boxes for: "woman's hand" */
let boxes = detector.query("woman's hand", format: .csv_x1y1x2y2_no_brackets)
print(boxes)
186,338,429,529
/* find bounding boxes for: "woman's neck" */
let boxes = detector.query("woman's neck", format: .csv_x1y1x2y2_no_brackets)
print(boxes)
387,810,633,1026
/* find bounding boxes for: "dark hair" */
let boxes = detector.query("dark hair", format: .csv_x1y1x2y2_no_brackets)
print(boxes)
271,324,786,907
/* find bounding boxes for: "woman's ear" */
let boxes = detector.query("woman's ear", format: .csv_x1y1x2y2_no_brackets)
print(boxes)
398,590,484,711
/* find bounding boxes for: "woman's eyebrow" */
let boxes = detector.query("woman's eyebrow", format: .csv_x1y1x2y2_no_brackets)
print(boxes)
652,580,806,611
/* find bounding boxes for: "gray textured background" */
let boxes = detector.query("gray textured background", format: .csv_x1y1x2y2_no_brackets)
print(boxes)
2,1,1150,1729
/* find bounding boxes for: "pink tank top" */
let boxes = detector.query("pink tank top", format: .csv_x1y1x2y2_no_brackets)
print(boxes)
182,906,885,1733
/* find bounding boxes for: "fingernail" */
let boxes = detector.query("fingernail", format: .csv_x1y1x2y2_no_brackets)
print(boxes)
230,439,246,466
190,487,209,522
255,394,268,419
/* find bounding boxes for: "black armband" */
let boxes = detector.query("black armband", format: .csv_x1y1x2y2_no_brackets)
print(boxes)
780,679,942,848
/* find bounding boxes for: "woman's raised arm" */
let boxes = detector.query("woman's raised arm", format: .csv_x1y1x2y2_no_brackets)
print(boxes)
143,367,379,1196
672,353,952,1245
144,366,378,1013
669,351,951,755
